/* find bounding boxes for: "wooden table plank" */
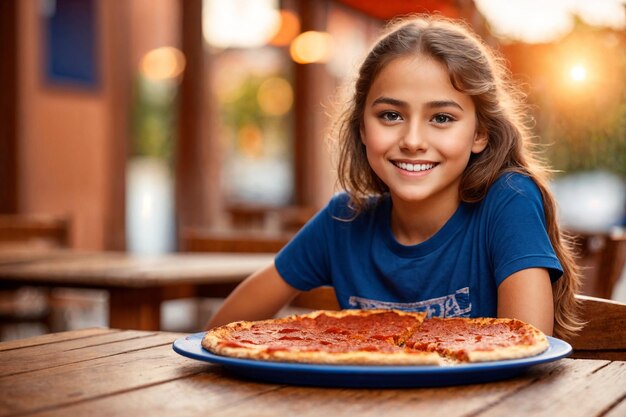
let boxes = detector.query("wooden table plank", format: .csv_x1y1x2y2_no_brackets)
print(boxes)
204,371,548,417
6,362,556,417
0,249,80,266
0,330,167,376
604,396,626,417
476,359,626,417
20,371,282,417
0,335,205,416
0,328,113,352
0,251,274,288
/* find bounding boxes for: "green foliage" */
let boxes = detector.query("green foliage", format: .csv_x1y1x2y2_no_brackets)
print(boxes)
130,76,179,163
220,76,266,129
538,101,626,177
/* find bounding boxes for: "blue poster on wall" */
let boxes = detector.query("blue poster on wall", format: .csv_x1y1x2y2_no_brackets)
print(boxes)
43,0,98,88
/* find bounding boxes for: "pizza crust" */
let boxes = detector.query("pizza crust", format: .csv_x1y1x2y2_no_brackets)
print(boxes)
464,320,549,362
204,341,442,365
465,340,548,362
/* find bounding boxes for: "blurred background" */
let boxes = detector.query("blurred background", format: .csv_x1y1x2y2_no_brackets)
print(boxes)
0,0,624,337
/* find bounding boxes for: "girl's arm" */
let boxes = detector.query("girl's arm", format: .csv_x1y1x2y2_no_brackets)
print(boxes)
205,263,300,329
497,268,554,336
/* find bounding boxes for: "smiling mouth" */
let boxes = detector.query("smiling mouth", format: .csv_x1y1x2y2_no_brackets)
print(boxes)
392,161,438,173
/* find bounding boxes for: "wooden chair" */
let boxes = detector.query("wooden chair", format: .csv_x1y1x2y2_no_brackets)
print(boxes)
0,214,72,337
570,229,626,299
179,227,297,330
0,214,71,249
181,228,294,253
274,206,317,232
225,205,272,231
225,204,316,233
565,294,626,360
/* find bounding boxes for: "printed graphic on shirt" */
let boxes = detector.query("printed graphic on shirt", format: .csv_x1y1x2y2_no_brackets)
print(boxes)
348,287,471,318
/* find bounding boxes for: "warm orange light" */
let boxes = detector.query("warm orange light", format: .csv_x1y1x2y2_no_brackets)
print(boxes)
257,77,293,116
290,31,333,64
569,64,587,82
140,47,186,81
238,123,264,158
269,10,300,47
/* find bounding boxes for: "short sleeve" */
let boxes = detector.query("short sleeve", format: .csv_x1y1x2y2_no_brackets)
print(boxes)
488,175,563,286
274,196,343,291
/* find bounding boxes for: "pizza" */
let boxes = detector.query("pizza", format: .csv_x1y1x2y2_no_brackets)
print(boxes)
202,309,549,366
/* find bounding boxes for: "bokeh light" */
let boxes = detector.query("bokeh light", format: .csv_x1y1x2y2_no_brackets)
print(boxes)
140,47,186,81
257,77,293,116
269,10,300,47
237,123,264,158
290,31,334,64
203,0,280,48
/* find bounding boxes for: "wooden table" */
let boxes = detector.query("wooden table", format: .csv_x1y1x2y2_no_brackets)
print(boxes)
0,250,273,330
0,328,624,417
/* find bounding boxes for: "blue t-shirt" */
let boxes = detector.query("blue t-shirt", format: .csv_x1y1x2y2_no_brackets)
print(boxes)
275,173,562,319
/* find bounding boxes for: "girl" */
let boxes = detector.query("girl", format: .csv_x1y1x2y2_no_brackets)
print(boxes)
208,15,583,338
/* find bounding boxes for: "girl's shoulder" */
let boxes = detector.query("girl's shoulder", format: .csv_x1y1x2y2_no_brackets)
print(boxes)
488,172,542,200
479,172,545,217
327,192,387,220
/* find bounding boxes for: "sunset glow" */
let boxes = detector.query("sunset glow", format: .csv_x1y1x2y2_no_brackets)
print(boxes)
569,64,587,82
475,0,625,42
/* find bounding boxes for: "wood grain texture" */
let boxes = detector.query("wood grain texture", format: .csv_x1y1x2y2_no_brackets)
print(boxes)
604,394,626,417
20,372,281,417
0,336,202,416
0,327,113,352
0,330,167,376
477,360,626,417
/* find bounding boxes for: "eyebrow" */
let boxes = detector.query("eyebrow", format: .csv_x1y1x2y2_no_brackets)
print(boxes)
371,96,406,107
427,100,464,111
371,96,464,112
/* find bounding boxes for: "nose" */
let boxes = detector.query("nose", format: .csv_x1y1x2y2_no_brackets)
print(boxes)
399,122,427,152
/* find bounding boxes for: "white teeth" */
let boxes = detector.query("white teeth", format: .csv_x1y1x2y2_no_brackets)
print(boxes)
396,162,435,172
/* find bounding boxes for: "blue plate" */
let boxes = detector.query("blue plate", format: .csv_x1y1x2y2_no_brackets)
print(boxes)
173,332,571,388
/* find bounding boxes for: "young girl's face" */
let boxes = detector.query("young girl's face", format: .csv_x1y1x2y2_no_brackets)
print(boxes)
361,54,487,208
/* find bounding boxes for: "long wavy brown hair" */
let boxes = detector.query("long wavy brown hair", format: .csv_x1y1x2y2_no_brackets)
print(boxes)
334,15,582,338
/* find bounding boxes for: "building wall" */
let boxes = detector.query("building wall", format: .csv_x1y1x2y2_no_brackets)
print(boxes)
17,0,113,249
16,0,178,249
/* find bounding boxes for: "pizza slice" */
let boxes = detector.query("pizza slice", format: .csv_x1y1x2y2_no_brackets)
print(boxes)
404,317,549,363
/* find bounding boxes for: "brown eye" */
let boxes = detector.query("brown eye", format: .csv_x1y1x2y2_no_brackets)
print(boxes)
380,111,403,122
432,114,454,124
